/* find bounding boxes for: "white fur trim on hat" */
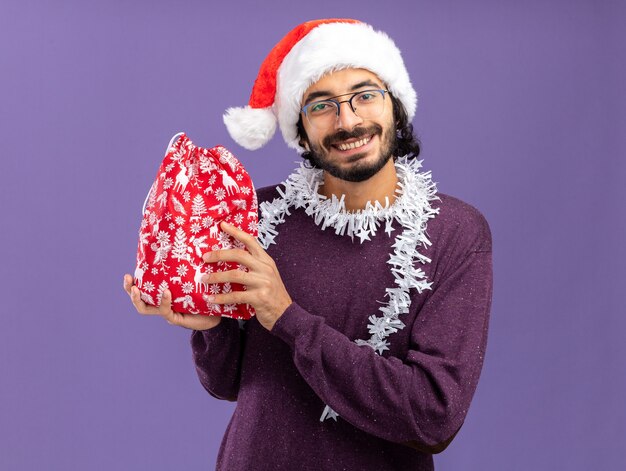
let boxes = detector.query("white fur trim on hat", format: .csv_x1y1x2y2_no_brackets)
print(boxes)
277,22,417,153
223,106,277,151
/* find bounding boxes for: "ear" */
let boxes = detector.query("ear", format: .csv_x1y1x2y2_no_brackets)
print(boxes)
298,137,310,151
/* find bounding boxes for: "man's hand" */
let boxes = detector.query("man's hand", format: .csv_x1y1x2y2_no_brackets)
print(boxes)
123,274,221,331
202,221,293,331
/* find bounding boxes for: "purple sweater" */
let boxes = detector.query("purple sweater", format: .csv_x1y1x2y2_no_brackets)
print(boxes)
191,185,492,471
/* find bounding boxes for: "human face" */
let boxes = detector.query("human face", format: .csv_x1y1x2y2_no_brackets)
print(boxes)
300,68,395,183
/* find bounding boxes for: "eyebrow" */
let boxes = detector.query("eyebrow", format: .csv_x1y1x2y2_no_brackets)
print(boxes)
303,80,383,106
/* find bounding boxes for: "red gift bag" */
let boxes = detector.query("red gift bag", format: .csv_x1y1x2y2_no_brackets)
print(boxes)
134,132,258,319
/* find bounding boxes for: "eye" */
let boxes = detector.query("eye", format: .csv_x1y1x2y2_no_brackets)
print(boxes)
357,91,376,102
309,101,334,114
311,103,327,112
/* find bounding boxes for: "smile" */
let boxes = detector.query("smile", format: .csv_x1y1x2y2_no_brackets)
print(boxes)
335,136,372,151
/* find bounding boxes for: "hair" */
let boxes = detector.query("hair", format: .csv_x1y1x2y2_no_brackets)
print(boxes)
296,92,421,167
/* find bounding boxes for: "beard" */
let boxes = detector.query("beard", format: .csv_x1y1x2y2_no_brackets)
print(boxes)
305,123,396,183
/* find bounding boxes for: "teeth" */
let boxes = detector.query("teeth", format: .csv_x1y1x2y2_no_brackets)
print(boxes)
337,136,371,151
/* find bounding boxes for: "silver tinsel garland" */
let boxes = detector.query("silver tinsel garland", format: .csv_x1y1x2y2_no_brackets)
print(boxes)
256,156,439,422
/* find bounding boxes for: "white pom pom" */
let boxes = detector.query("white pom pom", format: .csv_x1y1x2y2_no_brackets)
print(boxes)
223,106,277,150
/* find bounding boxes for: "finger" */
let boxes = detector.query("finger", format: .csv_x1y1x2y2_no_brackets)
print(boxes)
183,314,221,331
159,289,173,315
202,248,262,271
202,269,255,286
130,285,164,315
123,274,134,295
164,311,221,331
206,290,249,306
220,221,265,257
162,309,181,326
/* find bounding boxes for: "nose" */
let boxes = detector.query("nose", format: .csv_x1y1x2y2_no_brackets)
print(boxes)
334,100,363,130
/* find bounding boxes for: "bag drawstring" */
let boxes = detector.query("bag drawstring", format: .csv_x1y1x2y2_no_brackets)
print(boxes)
142,132,185,215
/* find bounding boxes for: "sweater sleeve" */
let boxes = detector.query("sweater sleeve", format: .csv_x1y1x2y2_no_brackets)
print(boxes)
190,317,245,402
270,248,492,452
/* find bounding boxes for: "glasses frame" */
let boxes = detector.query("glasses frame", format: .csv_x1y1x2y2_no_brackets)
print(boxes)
301,89,389,128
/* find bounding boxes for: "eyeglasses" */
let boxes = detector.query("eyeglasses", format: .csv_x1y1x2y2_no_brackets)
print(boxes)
301,89,389,129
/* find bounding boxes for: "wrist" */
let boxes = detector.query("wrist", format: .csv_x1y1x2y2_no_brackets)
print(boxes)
268,299,293,331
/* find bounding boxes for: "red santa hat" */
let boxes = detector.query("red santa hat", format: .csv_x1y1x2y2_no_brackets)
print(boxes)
223,19,417,153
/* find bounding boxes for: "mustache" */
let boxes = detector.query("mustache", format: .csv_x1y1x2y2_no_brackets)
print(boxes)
323,124,383,148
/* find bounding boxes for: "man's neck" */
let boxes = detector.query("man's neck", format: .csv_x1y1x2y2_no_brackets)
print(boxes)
319,158,398,212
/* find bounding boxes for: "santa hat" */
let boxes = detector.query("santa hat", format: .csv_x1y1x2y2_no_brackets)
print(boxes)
223,19,417,153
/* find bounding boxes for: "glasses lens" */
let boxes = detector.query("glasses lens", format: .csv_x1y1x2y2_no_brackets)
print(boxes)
305,100,338,129
351,90,385,120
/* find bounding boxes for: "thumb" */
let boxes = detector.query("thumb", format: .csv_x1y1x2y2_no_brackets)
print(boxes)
159,289,173,314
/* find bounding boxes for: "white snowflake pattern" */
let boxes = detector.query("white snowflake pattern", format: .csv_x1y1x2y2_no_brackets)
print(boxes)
223,303,237,314
240,186,251,195
151,267,159,275
208,174,217,185
248,220,258,232
163,177,174,189
190,223,202,234
202,216,214,229
164,212,172,221
215,188,226,201
176,265,188,277
168,222,175,230
181,281,194,294
234,213,243,224
183,191,191,202
165,162,175,172
175,216,185,226
210,284,221,295
156,230,170,245
143,281,155,293
141,262,149,270
140,219,148,229
235,173,243,181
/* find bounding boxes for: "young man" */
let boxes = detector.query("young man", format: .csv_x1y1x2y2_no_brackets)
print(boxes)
124,19,492,470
